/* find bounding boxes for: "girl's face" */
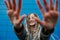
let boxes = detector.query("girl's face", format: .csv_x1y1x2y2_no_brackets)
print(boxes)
27,14,37,26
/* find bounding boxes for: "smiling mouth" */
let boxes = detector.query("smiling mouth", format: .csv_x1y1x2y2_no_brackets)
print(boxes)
29,23,36,27
29,22,36,26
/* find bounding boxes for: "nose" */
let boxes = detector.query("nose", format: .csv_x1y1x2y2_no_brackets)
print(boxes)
29,18,35,23
30,18,33,20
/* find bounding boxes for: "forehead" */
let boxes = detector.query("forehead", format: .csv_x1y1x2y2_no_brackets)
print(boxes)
28,14,35,18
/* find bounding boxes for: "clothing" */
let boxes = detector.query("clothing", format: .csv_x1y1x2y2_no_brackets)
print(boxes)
14,24,54,40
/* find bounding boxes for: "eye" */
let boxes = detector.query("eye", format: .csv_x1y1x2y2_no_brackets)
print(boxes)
28,17,30,19
32,17,34,18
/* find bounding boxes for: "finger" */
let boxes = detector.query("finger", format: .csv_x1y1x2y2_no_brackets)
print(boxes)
36,0,45,16
50,0,52,7
17,0,22,14
56,0,58,11
8,0,12,9
4,0,10,10
12,0,16,10
34,17,43,26
50,0,53,10
10,0,14,10
16,14,26,25
43,0,49,11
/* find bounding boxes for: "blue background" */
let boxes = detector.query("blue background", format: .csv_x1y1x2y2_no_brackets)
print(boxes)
0,0,60,40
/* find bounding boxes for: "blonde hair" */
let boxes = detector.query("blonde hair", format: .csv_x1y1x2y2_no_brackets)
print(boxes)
25,13,40,32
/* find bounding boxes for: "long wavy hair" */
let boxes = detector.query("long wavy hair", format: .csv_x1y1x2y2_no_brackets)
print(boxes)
25,13,40,33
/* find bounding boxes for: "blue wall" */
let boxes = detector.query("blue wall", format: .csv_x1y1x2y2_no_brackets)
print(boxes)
0,0,60,40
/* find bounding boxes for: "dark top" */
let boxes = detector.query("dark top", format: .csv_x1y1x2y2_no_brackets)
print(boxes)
14,24,54,40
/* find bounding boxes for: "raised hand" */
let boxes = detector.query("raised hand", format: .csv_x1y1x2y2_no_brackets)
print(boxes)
4,0,26,27
36,0,58,29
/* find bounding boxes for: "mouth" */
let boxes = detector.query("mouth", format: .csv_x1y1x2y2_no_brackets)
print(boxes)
29,22,36,26
29,23,36,27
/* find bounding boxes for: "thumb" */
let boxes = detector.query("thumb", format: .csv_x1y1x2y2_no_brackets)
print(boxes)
34,17,43,26
14,14,26,26
13,14,27,27
20,14,27,22
16,14,27,24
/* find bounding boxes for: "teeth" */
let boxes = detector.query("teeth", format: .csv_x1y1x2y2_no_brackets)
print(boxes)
30,22,35,25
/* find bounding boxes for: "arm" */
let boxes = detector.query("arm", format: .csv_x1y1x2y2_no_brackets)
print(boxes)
36,0,58,40
4,0,27,40
36,0,58,33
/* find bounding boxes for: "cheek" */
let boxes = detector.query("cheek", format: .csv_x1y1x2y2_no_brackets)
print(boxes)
27,18,36,23
30,19,35,22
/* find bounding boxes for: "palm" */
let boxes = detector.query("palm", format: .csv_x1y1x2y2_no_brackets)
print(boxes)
43,10,58,28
